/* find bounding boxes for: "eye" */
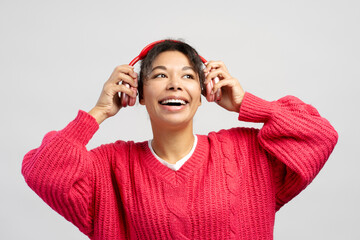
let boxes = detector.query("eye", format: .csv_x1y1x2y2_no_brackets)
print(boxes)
183,74,195,79
154,73,167,78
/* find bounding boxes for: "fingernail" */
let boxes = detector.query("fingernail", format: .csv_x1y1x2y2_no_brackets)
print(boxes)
216,91,221,101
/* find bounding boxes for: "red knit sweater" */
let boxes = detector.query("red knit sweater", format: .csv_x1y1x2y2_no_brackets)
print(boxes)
22,93,338,239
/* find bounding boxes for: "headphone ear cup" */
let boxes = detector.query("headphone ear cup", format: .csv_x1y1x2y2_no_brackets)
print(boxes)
206,79,215,102
120,83,130,107
128,87,137,106
213,77,221,102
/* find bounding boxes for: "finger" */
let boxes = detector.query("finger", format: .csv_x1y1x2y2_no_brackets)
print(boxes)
122,66,138,79
114,83,137,98
113,64,135,74
214,88,222,102
209,78,222,102
121,87,137,107
205,69,231,83
111,65,138,82
212,78,236,93
119,72,138,87
128,87,137,106
204,79,221,102
203,61,228,73
109,72,138,88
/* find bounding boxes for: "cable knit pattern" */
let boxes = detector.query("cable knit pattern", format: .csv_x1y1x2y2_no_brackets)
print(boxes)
22,93,338,239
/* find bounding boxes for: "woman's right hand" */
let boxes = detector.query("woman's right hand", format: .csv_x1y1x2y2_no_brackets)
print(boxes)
88,65,138,124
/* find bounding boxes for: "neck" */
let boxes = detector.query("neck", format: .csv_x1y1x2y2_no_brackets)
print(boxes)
151,121,195,164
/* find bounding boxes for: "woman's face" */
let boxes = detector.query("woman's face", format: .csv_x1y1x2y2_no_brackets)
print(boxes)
140,50,202,130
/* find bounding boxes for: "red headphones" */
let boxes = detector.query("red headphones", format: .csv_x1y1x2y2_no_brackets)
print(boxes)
128,40,208,66
121,40,220,107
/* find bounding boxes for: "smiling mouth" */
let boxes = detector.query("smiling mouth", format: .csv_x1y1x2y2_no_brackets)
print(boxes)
159,99,188,106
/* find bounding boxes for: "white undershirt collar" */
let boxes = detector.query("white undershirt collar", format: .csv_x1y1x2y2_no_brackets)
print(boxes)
148,135,198,171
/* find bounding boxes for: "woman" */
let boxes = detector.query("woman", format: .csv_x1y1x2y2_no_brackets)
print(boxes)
22,40,338,239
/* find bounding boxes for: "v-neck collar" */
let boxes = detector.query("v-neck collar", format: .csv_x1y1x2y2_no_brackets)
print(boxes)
148,135,198,171
141,135,209,185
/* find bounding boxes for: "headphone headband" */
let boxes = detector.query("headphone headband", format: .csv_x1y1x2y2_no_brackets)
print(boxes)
129,40,208,66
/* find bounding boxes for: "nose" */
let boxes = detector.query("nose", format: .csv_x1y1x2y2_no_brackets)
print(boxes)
166,76,183,91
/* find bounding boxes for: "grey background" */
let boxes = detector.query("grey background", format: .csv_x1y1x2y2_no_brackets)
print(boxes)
1,0,358,239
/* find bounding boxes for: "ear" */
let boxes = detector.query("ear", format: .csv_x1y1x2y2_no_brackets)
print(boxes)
198,91,202,106
199,82,203,106
139,98,145,105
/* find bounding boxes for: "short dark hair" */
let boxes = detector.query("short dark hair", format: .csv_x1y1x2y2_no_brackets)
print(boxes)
138,40,205,100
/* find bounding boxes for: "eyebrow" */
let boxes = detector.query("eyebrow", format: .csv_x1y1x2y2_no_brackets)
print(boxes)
150,66,195,73
151,66,167,72
182,66,195,71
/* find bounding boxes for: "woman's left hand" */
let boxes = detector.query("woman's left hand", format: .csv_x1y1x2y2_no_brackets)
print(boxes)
203,61,245,113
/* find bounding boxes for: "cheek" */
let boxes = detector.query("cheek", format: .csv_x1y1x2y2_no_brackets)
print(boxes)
142,80,153,95
141,81,162,105
188,83,202,100
140,83,151,105
143,83,159,98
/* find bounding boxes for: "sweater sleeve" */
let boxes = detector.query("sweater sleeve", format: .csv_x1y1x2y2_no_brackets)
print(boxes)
238,92,338,211
21,110,100,234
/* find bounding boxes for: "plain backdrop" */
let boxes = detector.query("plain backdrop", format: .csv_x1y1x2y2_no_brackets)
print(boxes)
1,0,359,239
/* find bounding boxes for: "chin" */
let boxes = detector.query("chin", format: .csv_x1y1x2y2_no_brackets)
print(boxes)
155,116,194,130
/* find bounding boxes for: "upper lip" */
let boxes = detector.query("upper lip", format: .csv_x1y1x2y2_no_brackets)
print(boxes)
158,96,189,104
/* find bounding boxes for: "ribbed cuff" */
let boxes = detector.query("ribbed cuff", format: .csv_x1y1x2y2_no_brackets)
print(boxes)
59,110,99,146
238,92,274,123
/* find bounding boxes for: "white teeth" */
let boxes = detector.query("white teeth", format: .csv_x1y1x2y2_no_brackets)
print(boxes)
161,99,186,105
